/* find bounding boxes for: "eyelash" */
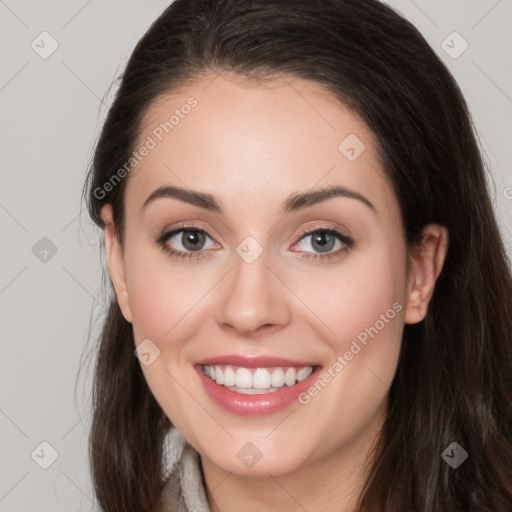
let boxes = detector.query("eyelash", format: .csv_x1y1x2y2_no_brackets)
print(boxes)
154,223,355,261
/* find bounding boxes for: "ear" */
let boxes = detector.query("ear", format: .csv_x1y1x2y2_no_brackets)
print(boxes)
100,204,133,323
404,223,449,324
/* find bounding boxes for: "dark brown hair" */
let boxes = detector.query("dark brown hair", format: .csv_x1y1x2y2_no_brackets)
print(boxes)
82,0,512,510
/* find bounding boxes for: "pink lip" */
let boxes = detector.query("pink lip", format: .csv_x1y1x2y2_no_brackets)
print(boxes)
195,354,319,368
194,363,322,416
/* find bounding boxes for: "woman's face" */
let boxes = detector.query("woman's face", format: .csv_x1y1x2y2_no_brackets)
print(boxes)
101,72,445,479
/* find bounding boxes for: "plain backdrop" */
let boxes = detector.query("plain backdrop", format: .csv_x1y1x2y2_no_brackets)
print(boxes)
1,1,511,510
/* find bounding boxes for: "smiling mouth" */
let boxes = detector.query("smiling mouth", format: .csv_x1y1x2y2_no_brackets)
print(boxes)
200,364,316,395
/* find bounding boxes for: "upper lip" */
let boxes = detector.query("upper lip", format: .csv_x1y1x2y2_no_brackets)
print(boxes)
195,355,320,368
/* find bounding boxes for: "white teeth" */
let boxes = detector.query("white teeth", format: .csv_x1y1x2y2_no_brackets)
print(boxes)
253,368,271,389
296,366,313,382
285,368,296,387
235,367,253,388
270,368,285,387
228,387,279,395
223,366,236,386
215,366,224,385
203,364,314,391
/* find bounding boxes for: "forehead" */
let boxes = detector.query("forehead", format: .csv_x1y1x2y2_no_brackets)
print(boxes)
125,72,394,218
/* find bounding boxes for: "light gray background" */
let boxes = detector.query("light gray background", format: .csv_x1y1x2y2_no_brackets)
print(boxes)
1,1,511,510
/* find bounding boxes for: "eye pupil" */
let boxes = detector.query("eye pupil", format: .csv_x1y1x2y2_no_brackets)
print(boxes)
182,230,205,251
311,231,335,253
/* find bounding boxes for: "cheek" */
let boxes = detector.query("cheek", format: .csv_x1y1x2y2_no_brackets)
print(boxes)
123,243,193,344
294,245,407,420
123,245,205,422
296,248,407,352
293,253,406,443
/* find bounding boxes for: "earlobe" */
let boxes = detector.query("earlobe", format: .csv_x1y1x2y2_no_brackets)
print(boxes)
100,204,133,323
404,224,449,325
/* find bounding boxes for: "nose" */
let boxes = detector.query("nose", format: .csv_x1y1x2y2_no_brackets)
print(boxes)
214,247,291,338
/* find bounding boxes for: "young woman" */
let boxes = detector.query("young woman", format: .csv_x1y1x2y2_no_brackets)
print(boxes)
83,0,512,510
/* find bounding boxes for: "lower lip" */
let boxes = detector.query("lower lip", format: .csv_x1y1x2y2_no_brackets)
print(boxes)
195,365,321,416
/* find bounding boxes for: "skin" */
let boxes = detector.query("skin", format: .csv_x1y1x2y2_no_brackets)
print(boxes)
101,72,449,512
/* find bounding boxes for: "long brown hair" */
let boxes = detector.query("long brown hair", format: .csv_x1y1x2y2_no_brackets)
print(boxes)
82,0,512,510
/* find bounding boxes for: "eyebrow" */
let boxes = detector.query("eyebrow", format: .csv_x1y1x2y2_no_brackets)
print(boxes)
141,184,376,215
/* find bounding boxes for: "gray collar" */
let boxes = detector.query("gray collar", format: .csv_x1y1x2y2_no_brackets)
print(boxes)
160,429,211,512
